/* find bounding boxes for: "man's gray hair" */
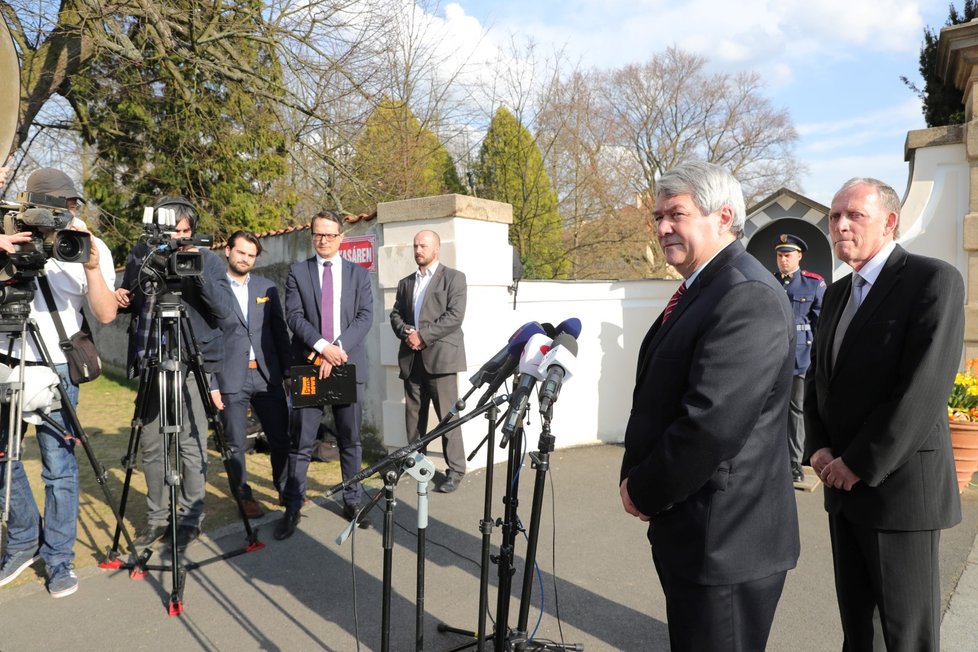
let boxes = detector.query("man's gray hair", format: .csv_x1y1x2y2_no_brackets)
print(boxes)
834,177,902,238
656,161,746,236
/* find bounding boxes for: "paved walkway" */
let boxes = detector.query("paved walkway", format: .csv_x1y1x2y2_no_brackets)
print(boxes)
1,444,976,651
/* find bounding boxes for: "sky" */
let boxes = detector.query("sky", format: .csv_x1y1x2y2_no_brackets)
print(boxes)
418,0,956,207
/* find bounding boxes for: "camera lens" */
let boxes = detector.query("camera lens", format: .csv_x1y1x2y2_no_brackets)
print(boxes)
56,237,81,260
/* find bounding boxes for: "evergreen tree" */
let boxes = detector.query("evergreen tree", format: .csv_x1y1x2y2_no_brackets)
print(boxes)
474,107,569,279
345,97,464,214
904,1,978,127
75,0,296,255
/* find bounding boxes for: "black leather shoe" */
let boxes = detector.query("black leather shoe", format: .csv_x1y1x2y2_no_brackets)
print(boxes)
133,524,167,548
274,510,301,540
791,464,805,483
342,503,371,529
438,476,460,493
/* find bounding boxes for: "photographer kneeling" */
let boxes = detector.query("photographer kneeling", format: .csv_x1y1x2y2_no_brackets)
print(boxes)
0,168,117,598
115,196,233,554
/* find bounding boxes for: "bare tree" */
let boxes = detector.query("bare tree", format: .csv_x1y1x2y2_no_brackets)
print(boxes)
604,47,803,204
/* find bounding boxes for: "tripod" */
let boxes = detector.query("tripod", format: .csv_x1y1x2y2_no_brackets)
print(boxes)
0,292,134,566
101,287,262,615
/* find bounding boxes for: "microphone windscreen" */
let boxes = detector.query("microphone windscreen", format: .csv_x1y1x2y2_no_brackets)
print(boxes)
551,332,579,355
507,322,546,354
554,318,582,339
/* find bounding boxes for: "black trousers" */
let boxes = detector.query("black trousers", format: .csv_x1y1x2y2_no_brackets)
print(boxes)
828,513,941,652
652,550,786,652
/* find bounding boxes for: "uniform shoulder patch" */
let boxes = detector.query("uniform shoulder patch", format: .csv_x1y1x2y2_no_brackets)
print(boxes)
801,270,823,281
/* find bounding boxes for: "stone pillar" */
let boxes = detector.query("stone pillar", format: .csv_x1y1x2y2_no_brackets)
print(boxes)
939,20,978,358
376,194,514,471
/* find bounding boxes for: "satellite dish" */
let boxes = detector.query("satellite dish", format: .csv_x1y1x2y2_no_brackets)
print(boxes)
0,16,20,161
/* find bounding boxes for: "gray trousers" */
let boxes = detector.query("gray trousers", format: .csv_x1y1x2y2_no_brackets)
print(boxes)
140,371,208,528
404,360,466,479
787,374,806,467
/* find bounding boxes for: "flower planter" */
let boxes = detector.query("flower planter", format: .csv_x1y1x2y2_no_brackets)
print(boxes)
950,420,978,493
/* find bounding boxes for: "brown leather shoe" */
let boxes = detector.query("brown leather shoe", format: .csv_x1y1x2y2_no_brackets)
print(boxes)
241,498,266,519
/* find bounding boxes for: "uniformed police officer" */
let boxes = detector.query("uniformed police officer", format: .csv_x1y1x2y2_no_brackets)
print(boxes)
775,234,825,483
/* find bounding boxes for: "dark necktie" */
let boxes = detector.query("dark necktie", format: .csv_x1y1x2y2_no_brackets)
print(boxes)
831,274,865,366
320,261,334,342
663,282,687,323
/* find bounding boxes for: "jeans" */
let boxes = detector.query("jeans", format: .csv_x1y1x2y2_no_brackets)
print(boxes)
0,364,79,571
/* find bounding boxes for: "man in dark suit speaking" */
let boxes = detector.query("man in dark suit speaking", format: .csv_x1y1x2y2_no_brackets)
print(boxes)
390,230,467,493
276,210,374,540
805,178,963,650
619,161,799,651
212,230,291,520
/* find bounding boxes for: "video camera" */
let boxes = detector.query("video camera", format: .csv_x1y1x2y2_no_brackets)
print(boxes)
138,200,212,282
0,191,91,282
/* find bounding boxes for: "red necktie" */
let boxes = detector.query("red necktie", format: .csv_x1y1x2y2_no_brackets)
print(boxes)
662,282,687,323
321,261,334,342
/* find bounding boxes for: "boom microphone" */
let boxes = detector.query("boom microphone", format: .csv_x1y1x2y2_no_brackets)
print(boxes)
499,333,552,447
537,332,578,415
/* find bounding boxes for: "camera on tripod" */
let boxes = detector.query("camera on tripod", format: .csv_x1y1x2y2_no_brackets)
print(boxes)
0,191,92,278
138,200,213,282
0,192,92,320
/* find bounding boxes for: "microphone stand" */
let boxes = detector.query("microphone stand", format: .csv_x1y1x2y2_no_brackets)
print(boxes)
328,396,508,652
437,398,502,652
512,408,582,651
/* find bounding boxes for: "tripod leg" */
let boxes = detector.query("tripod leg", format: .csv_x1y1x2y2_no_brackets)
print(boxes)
104,366,157,567
182,318,261,548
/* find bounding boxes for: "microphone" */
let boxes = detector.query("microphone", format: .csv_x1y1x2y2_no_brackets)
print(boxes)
469,322,546,398
499,333,552,447
553,317,582,339
537,332,578,415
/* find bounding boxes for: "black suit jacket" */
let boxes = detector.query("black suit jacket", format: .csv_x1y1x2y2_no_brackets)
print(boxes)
621,240,800,585
804,244,963,531
215,274,292,394
284,256,373,384
390,264,467,378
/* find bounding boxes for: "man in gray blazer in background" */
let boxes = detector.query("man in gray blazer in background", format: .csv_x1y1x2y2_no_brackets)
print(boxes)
390,230,468,493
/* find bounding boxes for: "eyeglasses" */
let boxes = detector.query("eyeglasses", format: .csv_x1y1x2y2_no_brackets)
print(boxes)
312,232,341,242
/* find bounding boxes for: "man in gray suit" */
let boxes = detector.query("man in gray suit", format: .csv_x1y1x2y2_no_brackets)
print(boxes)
212,231,291,520
390,230,467,493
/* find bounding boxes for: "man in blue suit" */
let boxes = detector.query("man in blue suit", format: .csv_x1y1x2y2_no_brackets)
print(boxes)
774,234,825,483
212,231,291,520
276,210,373,539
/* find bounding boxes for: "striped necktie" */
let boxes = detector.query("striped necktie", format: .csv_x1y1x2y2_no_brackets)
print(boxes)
663,282,687,323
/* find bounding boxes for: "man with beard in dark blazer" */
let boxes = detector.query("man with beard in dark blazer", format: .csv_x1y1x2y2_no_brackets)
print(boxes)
620,161,799,651
805,178,963,650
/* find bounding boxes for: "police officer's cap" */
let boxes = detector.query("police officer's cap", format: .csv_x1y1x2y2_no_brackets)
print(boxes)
775,234,807,253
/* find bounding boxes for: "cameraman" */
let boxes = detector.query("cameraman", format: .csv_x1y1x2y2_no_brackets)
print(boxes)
0,168,117,598
115,196,233,553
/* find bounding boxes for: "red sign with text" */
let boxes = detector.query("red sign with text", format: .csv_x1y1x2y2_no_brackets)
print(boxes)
339,234,377,273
